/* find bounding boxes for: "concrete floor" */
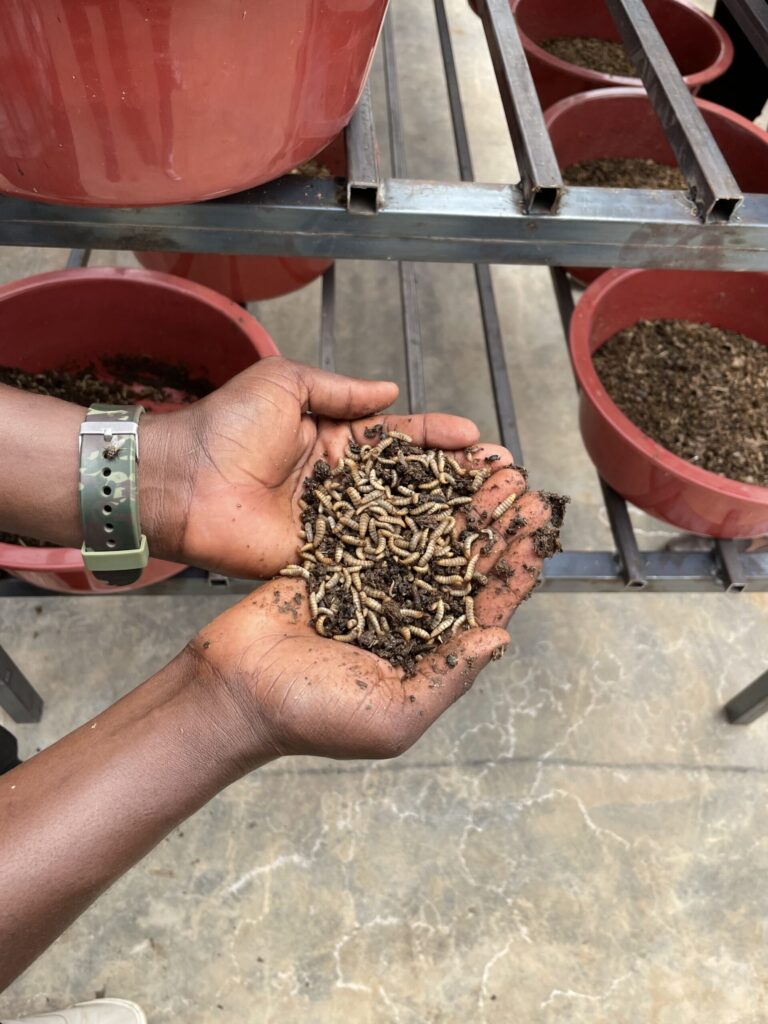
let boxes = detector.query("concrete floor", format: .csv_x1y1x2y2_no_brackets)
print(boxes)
3,1,768,1021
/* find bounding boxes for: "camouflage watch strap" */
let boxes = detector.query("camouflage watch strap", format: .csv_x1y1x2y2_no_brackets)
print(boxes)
79,405,149,587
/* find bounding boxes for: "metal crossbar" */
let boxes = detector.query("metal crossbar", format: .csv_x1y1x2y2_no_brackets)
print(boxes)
2,2,768,599
0,3,766,267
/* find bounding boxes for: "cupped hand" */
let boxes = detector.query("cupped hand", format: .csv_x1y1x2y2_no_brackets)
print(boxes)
141,357,482,578
190,482,553,764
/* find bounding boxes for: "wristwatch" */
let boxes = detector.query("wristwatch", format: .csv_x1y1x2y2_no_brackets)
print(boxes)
79,405,149,587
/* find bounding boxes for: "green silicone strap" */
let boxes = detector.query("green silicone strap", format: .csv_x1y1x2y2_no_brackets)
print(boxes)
79,405,147,587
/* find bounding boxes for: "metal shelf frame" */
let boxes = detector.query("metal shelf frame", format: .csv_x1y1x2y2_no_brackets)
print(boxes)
2,0,768,721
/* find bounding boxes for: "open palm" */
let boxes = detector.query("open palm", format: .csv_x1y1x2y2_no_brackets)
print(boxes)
193,482,552,761
150,358,488,578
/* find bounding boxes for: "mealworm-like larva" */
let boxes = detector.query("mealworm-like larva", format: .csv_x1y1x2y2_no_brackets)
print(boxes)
309,592,319,618
398,551,421,566
431,598,445,626
399,608,425,620
280,565,311,580
464,595,477,628
370,437,394,457
436,556,466,568
449,496,472,507
409,529,423,552
451,614,466,633
365,608,383,634
417,537,437,567
314,489,335,510
333,630,359,643
464,554,480,581
433,574,465,586
431,618,453,639
387,430,414,442
357,512,370,538
491,493,518,521
413,579,435,592
409,626,432,641
399,626,412,642
462,533,479,559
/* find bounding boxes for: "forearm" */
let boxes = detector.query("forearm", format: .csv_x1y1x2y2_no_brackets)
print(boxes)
0,384,84,545
0,647,275,991
0,383,179,556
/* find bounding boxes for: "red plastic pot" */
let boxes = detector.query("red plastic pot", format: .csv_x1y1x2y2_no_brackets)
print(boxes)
0,0,388,207
545,89,768,285
509,0,732,109
571,268,768,538
134,135,347,302
0,268,279,592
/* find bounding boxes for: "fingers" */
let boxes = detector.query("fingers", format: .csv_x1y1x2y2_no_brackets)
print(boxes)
472,491,556,629
296,363,399,420
454,443,520,475
454,468,530,564
406,626,510,718
351,412,480,450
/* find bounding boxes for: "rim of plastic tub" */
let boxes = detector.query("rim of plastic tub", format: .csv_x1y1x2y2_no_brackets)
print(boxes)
570,267,768,505
512,0,734,91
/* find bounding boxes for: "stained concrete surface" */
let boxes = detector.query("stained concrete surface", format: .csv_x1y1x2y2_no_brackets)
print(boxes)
2,1,768,1021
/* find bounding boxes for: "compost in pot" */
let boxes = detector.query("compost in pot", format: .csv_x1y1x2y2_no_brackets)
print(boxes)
594,318,768,487
564,157,687,190
539,37,636,76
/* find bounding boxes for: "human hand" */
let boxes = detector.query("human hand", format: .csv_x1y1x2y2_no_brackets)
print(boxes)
190,472,554,763
140,357,483,577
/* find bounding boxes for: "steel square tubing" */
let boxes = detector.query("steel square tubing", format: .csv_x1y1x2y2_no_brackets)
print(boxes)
434,0,524,464
382,11,427,413
721,0,768,66
2,183,767,269
604,0,743,222
476,0,563,213
345,82,382,215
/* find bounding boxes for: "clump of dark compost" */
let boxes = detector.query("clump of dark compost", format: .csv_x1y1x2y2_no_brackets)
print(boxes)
594,318,768,487
280,430,525,675
564,157,687,191
539,36,637,77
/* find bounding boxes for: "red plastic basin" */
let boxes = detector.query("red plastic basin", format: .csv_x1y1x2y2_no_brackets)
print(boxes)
510,0,732,109
571,268,768,538
0,268,279,592
0,0,388,207
134,134,347,302
545,89,768,285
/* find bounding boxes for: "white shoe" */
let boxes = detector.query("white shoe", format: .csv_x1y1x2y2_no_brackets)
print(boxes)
4,998,146,1024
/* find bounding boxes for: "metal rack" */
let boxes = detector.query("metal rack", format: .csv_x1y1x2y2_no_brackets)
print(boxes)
2,0,768,721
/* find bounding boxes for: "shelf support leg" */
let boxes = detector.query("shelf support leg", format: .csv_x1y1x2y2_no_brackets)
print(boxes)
0,644,43,723
724,668,768,724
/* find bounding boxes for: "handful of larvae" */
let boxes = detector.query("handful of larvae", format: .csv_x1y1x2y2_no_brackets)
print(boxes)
280,427,519,674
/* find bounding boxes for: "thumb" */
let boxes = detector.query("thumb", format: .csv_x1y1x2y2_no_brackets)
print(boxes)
410,627,510,718
297,364,399,420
